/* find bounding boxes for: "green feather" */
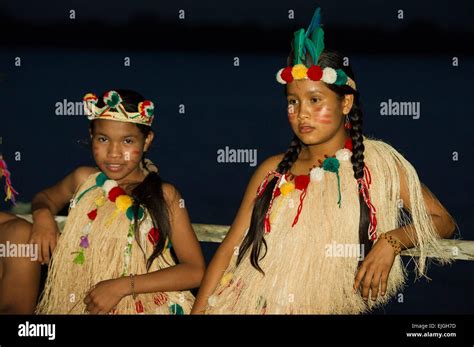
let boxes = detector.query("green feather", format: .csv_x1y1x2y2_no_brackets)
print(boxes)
293,29,305,65
304,38,318,65
311,27,325,64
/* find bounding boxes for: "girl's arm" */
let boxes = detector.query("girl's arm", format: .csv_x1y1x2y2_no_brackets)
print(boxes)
30,166,98,264
190,154,284,314
385,168,456,248
354,166,456,301
84,183,207,314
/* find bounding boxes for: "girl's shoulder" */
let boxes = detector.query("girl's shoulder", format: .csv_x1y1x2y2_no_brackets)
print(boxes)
71,166,100,192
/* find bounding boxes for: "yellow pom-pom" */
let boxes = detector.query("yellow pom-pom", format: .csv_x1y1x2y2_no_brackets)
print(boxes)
292,64,308,80
95,195,106,207
220,272,233,286
280,182,295,196
116,195,133,212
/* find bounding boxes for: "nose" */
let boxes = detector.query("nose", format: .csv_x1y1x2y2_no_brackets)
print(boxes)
107,142,122,158
297,101,311,120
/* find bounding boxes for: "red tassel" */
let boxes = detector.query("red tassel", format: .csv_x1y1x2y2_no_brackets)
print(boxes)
264,216,271,233
135,299,144,313
357,164,378,241
292,188,308,227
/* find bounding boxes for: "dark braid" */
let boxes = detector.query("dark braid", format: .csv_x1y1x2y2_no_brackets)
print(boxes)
236,135,303,274
276,135,303,174
348,96,372,260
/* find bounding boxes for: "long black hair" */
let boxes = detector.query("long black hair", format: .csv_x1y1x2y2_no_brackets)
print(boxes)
89,89,171,271
236,50,372,274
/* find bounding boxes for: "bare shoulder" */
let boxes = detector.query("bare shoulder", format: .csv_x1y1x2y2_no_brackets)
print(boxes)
72,166,99,185
162,182,181,205
256,153,285,175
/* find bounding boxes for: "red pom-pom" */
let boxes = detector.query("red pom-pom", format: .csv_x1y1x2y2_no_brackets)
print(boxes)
147,227,160,245
307,65,323,81
281,66,294,83
295,175,310,190
344,137,353,152
108,186,126,202
87,208,98,221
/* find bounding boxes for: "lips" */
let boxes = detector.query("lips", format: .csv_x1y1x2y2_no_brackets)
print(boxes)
105,163,125,172
298,124,315,133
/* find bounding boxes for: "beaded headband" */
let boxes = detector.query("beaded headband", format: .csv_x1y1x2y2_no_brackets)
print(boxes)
275,8,357,90
83,90,154,126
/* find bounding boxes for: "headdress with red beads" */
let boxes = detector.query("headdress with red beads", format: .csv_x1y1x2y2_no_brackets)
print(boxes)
275,8,356,91
83,90,155,126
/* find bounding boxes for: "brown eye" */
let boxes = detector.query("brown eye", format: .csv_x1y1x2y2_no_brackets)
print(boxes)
311,97,319,103
124,138,134,144
97,136,108,143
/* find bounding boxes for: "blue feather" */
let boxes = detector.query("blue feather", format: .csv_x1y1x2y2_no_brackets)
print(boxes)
305,7,321,39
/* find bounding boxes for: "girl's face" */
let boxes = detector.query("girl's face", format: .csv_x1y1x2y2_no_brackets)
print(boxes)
90,119,153,183
286,79,353,145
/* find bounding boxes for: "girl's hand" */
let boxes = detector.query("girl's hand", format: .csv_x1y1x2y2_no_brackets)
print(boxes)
29,209,60,265
353,235,397,301
83,278,128,314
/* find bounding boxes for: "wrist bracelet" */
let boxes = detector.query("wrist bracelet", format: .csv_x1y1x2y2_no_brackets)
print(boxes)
130,273,137,299
379,233,402,255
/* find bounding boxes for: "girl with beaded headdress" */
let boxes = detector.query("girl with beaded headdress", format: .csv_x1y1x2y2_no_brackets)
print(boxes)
0,89,205,314
192,8,456,314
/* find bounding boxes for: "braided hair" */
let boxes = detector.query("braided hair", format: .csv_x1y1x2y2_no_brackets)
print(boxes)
236,50,371,274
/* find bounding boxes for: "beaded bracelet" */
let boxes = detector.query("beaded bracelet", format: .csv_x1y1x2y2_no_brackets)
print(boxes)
130,273,137,299
379,233,402,255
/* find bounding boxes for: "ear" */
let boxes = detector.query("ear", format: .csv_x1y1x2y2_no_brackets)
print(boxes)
342,94,354,115
144,131,154,152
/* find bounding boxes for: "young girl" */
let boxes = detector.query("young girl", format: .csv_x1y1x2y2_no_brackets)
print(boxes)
191,8,456,314
1,89,205,314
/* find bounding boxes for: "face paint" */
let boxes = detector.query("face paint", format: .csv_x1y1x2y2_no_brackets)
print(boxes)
313,108,335,125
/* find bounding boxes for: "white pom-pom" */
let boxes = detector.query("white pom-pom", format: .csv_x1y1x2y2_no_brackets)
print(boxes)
336,148,352,161
276,68,287,84
278,175,288,188
310,167,325,182
207,295,218,307
102,179,118,195
321,67,337,84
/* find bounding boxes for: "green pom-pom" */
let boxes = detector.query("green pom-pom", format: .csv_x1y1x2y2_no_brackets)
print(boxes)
95,172,108,187
104,90,122,108
73,250,85,265
169,303,184,315
335,69,348,86
322,157,340,173
126,205,144,221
